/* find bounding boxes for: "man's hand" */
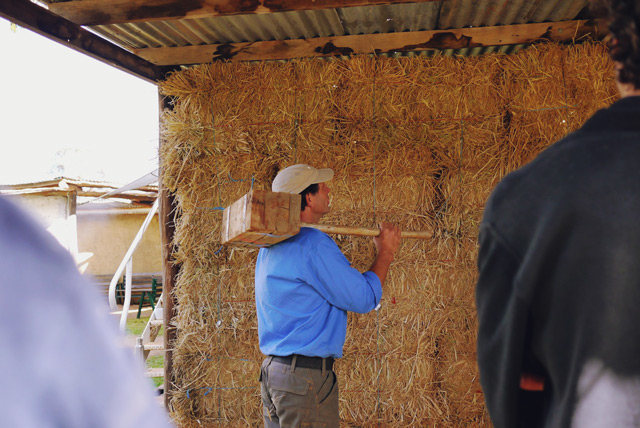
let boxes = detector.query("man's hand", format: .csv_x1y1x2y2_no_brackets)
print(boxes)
374,222,402,259
370,222,402,286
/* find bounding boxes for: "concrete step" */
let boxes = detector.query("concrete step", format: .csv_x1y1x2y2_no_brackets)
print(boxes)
145,367,164,378
143,343,164,351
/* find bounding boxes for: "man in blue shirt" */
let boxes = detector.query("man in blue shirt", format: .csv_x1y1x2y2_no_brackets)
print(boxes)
255,164,401,427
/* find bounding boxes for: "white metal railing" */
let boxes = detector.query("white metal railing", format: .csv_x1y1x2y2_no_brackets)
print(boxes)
108,198,159,331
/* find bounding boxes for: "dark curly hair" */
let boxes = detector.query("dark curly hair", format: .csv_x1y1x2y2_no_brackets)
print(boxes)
591,0,640,89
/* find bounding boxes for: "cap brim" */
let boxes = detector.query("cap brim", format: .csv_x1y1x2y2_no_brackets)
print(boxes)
315,168,334,184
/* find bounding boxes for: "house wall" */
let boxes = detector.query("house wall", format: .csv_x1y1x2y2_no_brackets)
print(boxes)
77,211,162,276
8,194,77,255
4,193,161,280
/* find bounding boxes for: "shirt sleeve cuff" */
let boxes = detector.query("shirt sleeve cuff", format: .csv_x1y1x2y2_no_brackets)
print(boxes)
363,270,383,307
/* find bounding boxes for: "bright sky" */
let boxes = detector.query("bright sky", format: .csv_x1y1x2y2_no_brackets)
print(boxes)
0,17,159,186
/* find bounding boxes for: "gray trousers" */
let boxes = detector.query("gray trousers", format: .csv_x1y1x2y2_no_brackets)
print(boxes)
260,356,340,428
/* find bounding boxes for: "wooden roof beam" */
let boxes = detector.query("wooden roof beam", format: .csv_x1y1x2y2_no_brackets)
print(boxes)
49,0,441,26
133,19,605,65
0,0,174,84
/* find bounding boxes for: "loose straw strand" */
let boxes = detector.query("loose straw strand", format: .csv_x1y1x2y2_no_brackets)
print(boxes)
211,93,224,422
293,64,300,164
371,56,383,426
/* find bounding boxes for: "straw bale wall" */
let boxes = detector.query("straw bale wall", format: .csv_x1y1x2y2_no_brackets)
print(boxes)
159,42,616,427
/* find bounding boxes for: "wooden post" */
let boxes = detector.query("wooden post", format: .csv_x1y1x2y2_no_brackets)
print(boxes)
159,90,179,410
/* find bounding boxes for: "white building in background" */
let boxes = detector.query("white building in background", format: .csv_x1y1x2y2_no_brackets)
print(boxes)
0,177,161,276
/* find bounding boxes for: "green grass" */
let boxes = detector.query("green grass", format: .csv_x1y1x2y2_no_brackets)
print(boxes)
125,316,164,336
147,355,164,368
125,317,147,335
147,355,165,388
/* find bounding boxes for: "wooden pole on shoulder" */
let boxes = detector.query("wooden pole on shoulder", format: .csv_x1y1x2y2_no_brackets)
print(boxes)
301,223,432,239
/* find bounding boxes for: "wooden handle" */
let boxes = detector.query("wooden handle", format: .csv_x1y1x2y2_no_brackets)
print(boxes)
301,223,432,239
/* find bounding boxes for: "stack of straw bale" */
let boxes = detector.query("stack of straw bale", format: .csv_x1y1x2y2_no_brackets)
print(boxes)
159,42,616,427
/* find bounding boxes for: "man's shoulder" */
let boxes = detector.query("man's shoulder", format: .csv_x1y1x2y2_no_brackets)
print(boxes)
259,227,342,266
265,227,333,252
481,133,580,240
296,227,336,247
486,124,593,210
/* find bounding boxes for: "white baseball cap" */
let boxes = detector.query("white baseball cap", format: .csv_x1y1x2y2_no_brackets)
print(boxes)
272,164,334,194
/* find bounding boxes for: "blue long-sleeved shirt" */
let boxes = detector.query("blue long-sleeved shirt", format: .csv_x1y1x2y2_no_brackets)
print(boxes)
255,227,382,358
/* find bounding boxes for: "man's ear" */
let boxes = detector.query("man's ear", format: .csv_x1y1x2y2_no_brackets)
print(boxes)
304,192,314,209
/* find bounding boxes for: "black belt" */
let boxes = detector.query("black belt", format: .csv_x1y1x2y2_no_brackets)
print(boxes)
271,355,334,371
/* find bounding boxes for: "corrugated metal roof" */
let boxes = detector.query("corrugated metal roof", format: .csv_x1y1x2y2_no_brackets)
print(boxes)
92,9,347,49
87,0,591,54
338,3,440,33
2,0,599,82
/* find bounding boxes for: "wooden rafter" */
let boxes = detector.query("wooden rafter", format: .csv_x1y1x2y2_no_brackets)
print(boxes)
0,188,157,203
0,0,173,84
49,0,441,26
1,178,157,192
133,19,604,65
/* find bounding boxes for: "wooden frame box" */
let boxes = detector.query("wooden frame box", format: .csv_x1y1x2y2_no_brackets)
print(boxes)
221,189,301,247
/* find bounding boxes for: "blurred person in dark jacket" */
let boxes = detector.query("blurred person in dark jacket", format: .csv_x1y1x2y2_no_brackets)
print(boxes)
475,1,640,427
